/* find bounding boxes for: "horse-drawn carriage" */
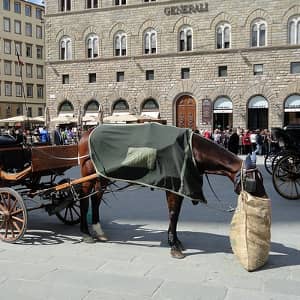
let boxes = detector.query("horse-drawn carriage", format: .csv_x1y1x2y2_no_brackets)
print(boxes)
0,135,90,242
270,125,300,200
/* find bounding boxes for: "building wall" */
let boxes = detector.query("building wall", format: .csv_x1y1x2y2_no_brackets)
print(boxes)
45,0,300,129
0,0,45,119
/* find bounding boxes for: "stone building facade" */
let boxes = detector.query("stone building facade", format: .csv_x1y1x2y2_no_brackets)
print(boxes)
0,0,45,120
45,0,300,130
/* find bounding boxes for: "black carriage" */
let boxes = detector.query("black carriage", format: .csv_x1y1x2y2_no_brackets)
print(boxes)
271,125,300,200
0,135,91,243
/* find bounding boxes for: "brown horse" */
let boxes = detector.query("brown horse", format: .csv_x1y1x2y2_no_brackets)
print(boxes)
78,128,243,259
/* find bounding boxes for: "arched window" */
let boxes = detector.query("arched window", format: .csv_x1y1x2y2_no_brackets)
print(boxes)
60,36,72,60
113,99,129,112
86,0,98,9
58,100,74,113
288,15,300,45
144,29,157,54
216,23,231,49
86,34,99,58
114,31,127,56
85,99,99,112
179,26,192,51
141,98,160,118
251,19,267,47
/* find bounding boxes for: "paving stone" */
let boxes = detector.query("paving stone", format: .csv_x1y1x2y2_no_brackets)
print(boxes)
152,281,227,300
86,290,152,300
264,278,300,296
0,279,89,300
225,288,300,300
41,269,163,297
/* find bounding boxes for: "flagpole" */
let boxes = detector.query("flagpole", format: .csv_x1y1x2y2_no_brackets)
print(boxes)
16,50,29,129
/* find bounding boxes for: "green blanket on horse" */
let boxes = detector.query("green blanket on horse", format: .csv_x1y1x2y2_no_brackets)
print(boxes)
89,123,206,201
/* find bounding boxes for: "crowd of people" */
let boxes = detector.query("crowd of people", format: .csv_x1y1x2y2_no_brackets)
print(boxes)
0,125,79,145
194,127,274,156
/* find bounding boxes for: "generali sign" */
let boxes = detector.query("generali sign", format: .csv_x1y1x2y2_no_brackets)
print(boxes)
164,2,208,16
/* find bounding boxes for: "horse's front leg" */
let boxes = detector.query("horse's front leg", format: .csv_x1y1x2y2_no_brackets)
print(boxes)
80,181,95,243
90,179,108,242
166,191,185,259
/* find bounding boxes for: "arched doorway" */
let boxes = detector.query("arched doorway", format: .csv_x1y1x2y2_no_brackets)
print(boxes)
176,95,196,130
284,94,300,126
213,96,233,130
247,95,268,130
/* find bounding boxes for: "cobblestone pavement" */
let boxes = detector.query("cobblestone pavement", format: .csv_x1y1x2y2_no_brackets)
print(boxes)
1,155,300,299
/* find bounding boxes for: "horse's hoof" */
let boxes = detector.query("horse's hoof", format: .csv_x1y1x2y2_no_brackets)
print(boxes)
94,234,109,242
82,234,96,244
170,248,185,259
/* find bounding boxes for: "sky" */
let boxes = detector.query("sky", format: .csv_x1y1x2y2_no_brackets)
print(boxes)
27,0,44,5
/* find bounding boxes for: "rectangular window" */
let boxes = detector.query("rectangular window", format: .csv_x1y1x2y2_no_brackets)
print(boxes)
14,1,21,13
62,74,69,84
4,61,12,75
25,23,32,37
146,70,154,80
26,63,33,78
144,0,156,2
37,85,44,98
36,25,43,39
253,64,263,75
16,83,22,97
3,0,10,10
115,0,126,5
60,0,71,11
27,107,32,117
3,17,11,32
291,62,300,74
15,41,22,56
38,107,43,116
218,66,227,77
36,45,43,59
26,44,32,57
4,40,11,54
15,63,22,77
26,84,33,98
36,65,43,79
14,20,21,34
116,71,124,82
25,5,31,16
87,0,98,8
5,82,12,96
36,8,42,19
181,68,190,79
89,73,96,83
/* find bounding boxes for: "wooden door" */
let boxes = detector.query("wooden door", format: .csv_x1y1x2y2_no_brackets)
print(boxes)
176,95,196,130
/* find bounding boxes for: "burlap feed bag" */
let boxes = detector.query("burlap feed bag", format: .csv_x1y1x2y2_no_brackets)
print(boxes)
230,171,271,271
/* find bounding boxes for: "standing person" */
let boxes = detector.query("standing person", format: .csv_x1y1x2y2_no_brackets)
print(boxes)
228,128,239,154
40,127,50,143
250,130,257,152
242,129,252,154
53,125,63,145
255,130,263,155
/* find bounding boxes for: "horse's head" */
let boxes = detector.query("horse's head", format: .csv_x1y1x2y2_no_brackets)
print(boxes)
192,133,242,193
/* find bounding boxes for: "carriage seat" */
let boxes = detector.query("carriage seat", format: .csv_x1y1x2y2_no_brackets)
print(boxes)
0,134,19,147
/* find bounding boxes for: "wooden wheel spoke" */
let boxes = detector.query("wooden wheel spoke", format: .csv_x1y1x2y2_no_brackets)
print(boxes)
9,199,18,213
71,206,80,217
63,207,68,220
11,216,25,224
12,221,21,233
69,207,74,221
10,209,24,216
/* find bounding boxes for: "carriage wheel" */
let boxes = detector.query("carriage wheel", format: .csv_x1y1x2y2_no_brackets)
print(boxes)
271,150,289,174
0,188,27,243
55,179,81,225
272,154,300,200
264,152,277,175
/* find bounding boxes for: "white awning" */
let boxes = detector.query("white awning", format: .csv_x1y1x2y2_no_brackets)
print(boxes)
112,112,130,116
285,95,300,112
248,96,268,108
83,112,99,122
141,111,160,118
214,97,232,113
